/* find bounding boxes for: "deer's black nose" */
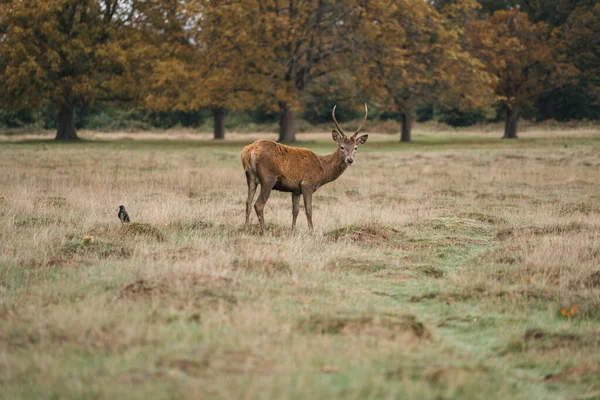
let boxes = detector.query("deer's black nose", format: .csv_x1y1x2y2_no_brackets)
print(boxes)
346,158,354,165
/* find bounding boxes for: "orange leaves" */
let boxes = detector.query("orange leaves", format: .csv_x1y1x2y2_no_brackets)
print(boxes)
139,0,269,112
184,0,364,112
0,0,140,110
467,10,553,110
356,0,494,118
560,305,578,319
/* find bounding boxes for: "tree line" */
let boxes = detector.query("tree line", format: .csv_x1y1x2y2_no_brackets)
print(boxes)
0,0,598,142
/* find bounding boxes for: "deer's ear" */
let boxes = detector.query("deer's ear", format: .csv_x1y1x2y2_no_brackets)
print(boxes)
332,130,343,142
356,134,368,145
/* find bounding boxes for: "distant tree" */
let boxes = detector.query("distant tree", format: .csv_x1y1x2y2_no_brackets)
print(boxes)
468,10,553,138
433,0,597,124
138,0,255,140
356,0,494,142
0,0,143,140
200,0,362,143
552,3,600,111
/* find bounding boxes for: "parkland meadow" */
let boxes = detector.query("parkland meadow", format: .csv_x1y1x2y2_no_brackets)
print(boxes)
1,127,599,399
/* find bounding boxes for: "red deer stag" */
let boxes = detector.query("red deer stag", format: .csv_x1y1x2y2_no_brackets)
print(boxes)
241,103,369,234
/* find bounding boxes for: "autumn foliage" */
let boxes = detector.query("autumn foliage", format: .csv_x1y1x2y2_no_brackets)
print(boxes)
187,0,362,142
357,0,495,141
466,10,553,138
0,0,598,141
0,0,146,140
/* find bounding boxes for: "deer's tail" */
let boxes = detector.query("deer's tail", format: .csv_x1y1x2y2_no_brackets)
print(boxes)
241,144,253,171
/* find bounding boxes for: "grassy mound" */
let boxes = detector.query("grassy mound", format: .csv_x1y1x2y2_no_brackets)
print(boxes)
297,312,430,340
118,273,238,309
325,224,402,246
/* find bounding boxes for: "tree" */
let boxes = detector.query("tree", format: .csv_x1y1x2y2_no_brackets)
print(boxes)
467,10,552,138
139,0,258,140
0,0,142,140
552,3,600,112
201,0,362,143
356,0,493,142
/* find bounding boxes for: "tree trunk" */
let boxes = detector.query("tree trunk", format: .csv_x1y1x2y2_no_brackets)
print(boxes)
213,107,225,139
278,102,296,143
503,106,519,139
55,104,78,141
400,111,413,142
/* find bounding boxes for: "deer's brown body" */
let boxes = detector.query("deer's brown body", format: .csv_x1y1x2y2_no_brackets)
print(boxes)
241,140,346,194
242,104,369,234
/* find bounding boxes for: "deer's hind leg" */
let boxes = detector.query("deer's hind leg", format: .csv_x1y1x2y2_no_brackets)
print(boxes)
254,175,276,235
301,186,315,232
291,193,301,233
245,170,259,227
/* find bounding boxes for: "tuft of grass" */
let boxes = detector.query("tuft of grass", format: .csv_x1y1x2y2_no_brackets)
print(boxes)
475,192,530,201
345,188,360,197
520,329,600,353
14,214,57,228
231,258,292,276
325,224,402,245
118,273,238,308
496,221,595,239
123,222,165,241
559,202,600,216
418,265,445,278
458,212,507,225
59,239,133,260
325,257,388,274
425,217,495,237
297,312,430,339
34,196,67,207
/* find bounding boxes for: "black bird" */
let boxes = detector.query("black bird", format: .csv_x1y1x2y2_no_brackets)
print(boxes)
118,205,130,224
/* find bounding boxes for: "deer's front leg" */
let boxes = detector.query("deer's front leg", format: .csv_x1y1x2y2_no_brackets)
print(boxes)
301,189,314,232
291,193,301,233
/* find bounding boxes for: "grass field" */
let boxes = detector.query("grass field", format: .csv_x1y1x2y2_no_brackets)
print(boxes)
1,127,599,399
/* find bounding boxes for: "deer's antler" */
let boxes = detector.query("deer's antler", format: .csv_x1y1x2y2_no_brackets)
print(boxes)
332,105,346,137
352,103,368,138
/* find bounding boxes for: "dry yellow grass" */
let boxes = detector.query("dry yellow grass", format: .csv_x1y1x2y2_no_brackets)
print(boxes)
0,127,599,399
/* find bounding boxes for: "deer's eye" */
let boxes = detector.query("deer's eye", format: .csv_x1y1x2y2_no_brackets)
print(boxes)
340,146,345,150
354,147,358,150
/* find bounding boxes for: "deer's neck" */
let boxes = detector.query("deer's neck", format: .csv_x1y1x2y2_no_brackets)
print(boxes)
318,148,348,187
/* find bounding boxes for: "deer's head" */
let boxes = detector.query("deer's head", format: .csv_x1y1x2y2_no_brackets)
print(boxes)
331,103,369,165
